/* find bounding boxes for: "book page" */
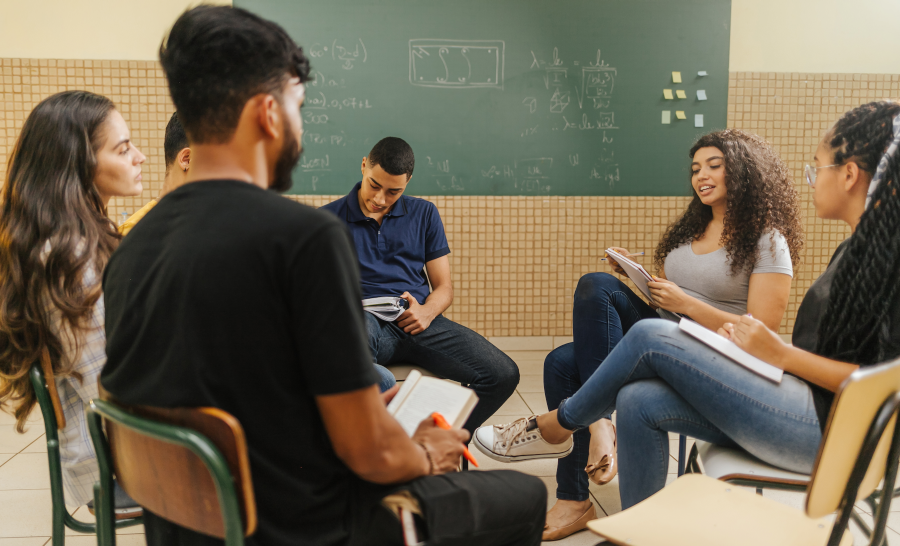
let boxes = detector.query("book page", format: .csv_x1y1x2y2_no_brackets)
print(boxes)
386,369,420,415
679,318,783,383
390,377,476,436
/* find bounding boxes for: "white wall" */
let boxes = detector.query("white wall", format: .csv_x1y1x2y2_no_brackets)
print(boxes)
730,0,900,73
1,0,899,74
0,0,231,61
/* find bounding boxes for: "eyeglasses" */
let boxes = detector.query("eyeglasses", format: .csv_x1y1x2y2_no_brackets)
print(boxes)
804,163,839,188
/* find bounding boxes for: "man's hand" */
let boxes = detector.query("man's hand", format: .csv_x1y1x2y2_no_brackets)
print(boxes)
647,277,692,314
412,418,470,474
397,292,436,335
380,384,400,406
719,315,789,370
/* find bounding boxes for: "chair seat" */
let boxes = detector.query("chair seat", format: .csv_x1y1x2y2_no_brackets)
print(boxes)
695,441,810,486
587,474,851,546
384,364,438,381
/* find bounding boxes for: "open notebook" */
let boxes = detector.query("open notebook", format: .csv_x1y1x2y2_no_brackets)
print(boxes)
386,370,479,436
679,318,783,383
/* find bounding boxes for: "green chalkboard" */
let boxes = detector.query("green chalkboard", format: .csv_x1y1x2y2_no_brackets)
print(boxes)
234,0,731,196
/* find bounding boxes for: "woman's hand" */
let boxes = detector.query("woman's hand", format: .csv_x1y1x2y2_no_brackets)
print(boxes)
647,277,693,314
720,315,790,370
605,247,629,276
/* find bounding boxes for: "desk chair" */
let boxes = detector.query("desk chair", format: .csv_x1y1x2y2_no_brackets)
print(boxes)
28,362,142,546
587,356,900,546
87,399,257,546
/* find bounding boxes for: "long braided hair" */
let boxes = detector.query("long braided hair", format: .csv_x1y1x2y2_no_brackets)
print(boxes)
654,130,803,275
816,101,900,364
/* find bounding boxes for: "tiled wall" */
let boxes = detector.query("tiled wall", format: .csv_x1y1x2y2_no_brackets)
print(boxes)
2,58,898,335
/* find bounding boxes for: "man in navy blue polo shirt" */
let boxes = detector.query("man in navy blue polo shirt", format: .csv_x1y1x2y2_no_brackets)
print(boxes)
322,137,519,434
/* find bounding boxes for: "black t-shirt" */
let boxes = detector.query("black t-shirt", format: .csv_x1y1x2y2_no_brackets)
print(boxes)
792,239,900,430
101,180,379,546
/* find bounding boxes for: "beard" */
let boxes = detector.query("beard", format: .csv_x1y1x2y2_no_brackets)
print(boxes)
270,120,301,193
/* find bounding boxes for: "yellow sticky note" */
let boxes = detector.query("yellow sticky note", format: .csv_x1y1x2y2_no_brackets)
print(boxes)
676,111,686,120
672,71,682,83
663,89,674,100
676,90,687,99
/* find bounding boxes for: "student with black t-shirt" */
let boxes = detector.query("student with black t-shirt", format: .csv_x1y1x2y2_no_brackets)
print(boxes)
100,6,545,546
474,100,900,514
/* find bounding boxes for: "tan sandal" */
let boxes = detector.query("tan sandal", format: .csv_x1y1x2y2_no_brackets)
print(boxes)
542,503,597,541
585,422,617,485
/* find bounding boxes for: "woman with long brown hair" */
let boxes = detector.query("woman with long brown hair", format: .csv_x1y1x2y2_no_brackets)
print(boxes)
0,91,145,509
485,129,804,541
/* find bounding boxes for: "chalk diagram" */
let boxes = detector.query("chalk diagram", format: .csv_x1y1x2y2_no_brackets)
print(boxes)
409,39,505,89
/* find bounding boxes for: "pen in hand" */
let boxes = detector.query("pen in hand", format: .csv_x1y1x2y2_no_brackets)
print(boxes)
431,412,479,467
601,251,645,262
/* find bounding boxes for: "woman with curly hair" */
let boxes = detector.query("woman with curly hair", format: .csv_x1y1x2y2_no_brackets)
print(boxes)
475,100,900,538
0,91,145,511
479,129,804,541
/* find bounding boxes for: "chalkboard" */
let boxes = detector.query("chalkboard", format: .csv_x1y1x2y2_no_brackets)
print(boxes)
234,0,731,196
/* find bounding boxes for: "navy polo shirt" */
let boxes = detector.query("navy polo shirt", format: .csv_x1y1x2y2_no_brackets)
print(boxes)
321,182,450,304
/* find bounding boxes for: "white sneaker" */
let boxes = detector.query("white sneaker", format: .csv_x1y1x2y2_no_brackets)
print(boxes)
473,416,574,463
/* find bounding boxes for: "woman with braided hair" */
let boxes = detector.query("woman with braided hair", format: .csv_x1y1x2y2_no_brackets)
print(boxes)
475,100,900,525
519,129,803,540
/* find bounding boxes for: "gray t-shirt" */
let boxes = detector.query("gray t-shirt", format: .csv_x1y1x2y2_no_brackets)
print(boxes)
658,230,793,319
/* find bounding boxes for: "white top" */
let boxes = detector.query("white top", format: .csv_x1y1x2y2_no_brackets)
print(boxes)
659,230,793,318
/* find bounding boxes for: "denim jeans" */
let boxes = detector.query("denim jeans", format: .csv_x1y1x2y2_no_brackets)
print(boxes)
555,319,822,509
544,272,659,501
365,313,519,434
374,364,397,392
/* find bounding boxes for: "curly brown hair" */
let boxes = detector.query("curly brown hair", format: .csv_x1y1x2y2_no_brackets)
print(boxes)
653,129,803,275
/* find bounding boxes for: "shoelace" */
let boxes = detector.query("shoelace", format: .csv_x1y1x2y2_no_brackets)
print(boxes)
494,415,539,454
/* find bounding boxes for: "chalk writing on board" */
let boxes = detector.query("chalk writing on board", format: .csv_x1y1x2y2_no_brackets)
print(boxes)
434,175,465,191
307,39,368,70
300,155,331,172
520,125,539,137
304,132,347,146
308,70,344,88
590,149,619,187
305,92,372,110
550,89,570,113
515,158,553,192
523,97,537,113
578,67,616,108
544,68,568,90
409,39,505,89
562,113,619,131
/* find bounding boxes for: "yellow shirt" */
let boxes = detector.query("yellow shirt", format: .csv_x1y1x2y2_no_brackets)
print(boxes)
118,199,157,236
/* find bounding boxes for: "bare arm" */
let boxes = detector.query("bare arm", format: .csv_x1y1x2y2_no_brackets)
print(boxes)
649,272,791,332
316,384,468,483
720,316,858,392
397,255,453,335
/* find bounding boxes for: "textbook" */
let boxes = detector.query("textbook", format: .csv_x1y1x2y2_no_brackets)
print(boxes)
362,297,409,322
605,248,655,301
678,318,784,383
386,369,479,436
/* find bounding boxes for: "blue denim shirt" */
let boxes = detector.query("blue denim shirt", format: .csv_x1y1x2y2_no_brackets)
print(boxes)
321,182,450,304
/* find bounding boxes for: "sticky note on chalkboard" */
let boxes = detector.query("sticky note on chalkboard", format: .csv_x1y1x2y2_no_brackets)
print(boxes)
672,72,682,83
663,89,674,100
698,71,708,76
697,90,708,101
695,114,704,127
662,110,671,124
676,90,687,99
676,111,686,120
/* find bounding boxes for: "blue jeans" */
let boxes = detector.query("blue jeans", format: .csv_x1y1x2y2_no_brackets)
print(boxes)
375,364,397,393
366,313,519,434
544,272,659,501
555,319,823,509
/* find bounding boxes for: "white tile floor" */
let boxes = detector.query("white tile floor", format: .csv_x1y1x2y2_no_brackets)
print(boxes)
0,348,897,545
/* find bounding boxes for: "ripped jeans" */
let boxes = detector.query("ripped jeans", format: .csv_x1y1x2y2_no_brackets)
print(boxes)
555,319,822,509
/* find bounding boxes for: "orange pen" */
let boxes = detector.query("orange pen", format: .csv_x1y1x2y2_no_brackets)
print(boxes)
431,412,479,467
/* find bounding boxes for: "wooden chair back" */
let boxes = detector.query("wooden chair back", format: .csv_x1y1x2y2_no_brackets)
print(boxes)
807,356,900,518
98,395,257,539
